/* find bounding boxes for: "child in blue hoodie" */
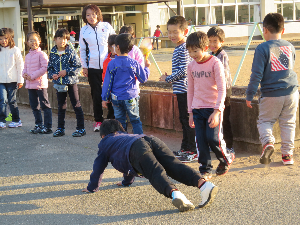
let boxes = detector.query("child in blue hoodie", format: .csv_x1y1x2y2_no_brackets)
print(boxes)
82,119,218,212
47,28,85,137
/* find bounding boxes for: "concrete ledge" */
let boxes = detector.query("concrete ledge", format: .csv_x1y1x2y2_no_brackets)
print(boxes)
16,82,300,153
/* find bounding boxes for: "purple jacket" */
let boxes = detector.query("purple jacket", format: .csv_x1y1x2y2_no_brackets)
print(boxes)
23,48,49,89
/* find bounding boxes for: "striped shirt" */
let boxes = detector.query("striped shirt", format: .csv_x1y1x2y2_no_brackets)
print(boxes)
165,42,192,94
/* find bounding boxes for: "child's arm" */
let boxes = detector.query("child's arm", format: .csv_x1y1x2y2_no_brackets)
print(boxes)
101,62,114,102
116,174,135,187
214,60,226,112
187,64,195,128
135,61,150,83
47,53,56,79
30,52,48,80
15,47,24,86
165,48,189,83
246,48,266,107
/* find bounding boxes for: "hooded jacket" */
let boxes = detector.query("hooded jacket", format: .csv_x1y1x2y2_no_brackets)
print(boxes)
47,45,81,85
23,48,48,89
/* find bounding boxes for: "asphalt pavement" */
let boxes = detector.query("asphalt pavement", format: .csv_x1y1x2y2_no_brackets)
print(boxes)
1,105,300,224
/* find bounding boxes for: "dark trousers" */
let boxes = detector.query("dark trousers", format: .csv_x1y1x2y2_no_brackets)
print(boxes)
176,93,196,152
129,136,201,198
88,68,103,122
223,97,233,149
106,102,115,119
0,82,20,122
28,89,52,129
56,84,84,130
193,108,230,173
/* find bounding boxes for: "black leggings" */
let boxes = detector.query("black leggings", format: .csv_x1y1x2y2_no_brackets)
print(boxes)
129,136,201,198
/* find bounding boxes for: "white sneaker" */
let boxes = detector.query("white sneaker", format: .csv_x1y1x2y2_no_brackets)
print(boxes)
172,191,195,212
0,122,6,128
8,120,22,128
199,181,218,208
93,122,101,132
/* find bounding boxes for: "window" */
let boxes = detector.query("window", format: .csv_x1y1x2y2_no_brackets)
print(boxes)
211,6,223,24
198,7,208,25
238,5,249,23
296,2,300,20
159,8,169,25
224,6,235,23
185,7,196,25
283,3,293,20
277,3,282,14
250,5,261,22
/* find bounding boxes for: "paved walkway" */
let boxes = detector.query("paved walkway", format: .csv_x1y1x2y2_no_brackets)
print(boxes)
1,105,300,224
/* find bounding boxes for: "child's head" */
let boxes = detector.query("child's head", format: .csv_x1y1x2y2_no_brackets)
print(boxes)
0,28,15,49
119,25,135,37
207,26,225,53
54,28,70,50
263,13,284,35
156,25,160,29
167,16,188,45
108,34,117,55
100,119,125,137
70,31,76,37
26,31,41,50
186,31,209,62
82,4,103,26
115,33,134,55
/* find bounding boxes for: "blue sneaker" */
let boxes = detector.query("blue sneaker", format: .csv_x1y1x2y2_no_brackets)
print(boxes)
0,122,6,128
8,120,22,128
53,128,65,137
72,129,86,137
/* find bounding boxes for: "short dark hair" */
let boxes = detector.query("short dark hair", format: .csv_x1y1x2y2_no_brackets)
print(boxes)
54,28,70,40
186,31,209,50
115,33,134,54
207,26,225,42
119,25,135,36
263,13,284,34
0,28,15,49
108,34,117,46
27,31,41,42
167,16,188,31
100,119,125,137
82,4,103,24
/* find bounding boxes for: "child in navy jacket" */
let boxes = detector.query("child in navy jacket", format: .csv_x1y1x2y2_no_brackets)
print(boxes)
82,119,218,212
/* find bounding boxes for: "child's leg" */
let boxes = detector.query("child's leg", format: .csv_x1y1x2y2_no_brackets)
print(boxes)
37,89,52,129
125,96,143,134
67,84,84,130
0,83,8,122
192,109,212,173
176,93,196,152
111,99,128,131
6,82,20,122
278,91,299,155
223,96,233,149
106,102,115,119
56,90,68,129
28,89,43,126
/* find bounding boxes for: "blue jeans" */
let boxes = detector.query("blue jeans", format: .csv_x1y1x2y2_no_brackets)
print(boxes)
0,83,20,123
28,89,52,129
111,96,143,134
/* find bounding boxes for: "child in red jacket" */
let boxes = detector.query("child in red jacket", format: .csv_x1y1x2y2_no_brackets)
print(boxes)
102,34,117,119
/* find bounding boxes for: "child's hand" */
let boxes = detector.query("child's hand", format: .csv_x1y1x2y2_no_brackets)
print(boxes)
102,101,108,108
145,59,151,68
83,68,88,77
23,73,28,79
58,70,67,77
26,75,32,81
159,72,168,81
189,113,195,128
116,182,123,186
82,188,91,193
52,74,59,80
208,110,220,128
17,83,23,89
246,100,252,108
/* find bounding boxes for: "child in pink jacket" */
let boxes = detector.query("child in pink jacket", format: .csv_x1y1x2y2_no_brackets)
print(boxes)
23,31,52,134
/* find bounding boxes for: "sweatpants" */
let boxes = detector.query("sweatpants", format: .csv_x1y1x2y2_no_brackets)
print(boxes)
257,91,299,155
129,136,201,198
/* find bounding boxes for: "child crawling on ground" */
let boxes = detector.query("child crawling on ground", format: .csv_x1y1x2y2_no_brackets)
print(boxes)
82,119,218,212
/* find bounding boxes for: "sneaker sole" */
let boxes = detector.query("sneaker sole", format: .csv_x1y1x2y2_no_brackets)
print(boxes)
172,198,195,212
198,185,218,208
260,146,274,164
282,160,294,165
53,133,65,137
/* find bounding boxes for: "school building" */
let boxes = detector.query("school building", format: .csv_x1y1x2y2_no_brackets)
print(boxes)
1,0,300,51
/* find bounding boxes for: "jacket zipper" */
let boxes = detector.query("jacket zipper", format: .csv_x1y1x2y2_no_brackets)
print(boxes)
93,24,101,69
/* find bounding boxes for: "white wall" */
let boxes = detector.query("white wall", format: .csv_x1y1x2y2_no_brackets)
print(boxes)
147,3,161,37
0,0,22,49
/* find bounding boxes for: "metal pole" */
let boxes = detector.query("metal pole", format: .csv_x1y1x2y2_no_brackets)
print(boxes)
27,0,33,32
231,23,258,86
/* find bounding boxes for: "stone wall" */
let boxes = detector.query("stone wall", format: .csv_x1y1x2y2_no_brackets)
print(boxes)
17,82,300,153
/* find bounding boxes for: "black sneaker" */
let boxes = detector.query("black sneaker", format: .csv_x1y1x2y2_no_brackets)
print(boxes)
53,128,65,137
260,143,274,164
30,125,42,134
72,129,86,137
173,150,186,157
40,127,53,134
216,153,235,176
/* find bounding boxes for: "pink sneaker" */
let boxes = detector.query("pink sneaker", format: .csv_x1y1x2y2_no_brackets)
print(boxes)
282,154,294,165
93,122,102,132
